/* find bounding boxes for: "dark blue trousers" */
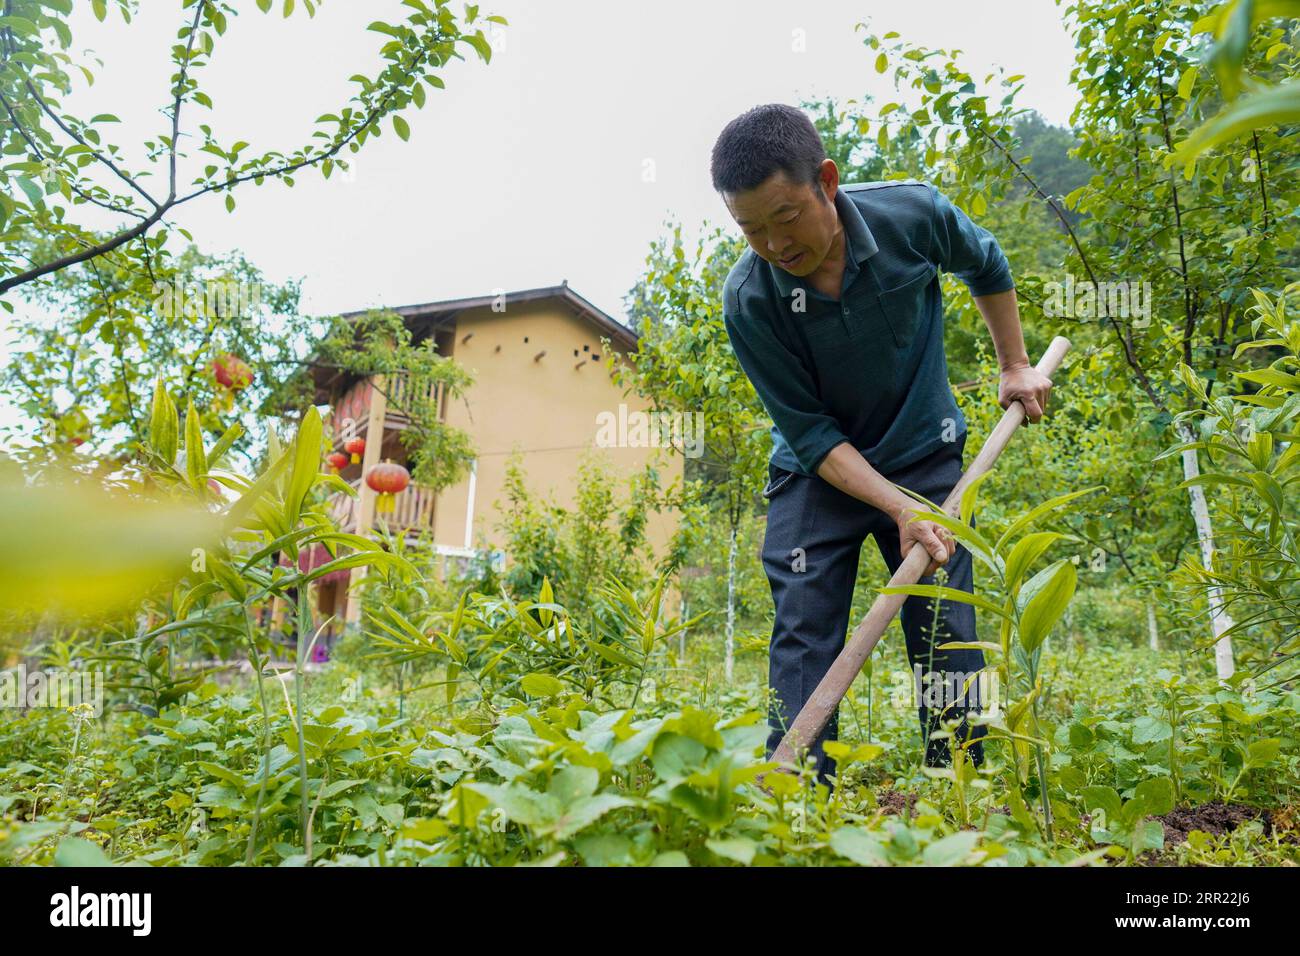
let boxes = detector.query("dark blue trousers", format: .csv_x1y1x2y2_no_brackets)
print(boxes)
761,433,988,787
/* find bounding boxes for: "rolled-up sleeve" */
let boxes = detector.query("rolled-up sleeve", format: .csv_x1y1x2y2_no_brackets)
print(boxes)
928,184,1015,297
723,309,849,475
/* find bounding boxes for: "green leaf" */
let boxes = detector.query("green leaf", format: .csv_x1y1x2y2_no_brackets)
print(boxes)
15,176,43,205
55,837,110,866
392,115,410,141
921,830,979,866
521,673,565,698
1246,737,1281,767
467,782,560,828
208,554,248,603
184,400,206,487
548,765,599,804
1017,559,1076,652
936,640,1003,655
206,420,243,468
298,549,413,585
1172,80,1300,166
1132,715,1172,745
537,576,554,627
550,794,632,840
1132,776,1175,817
1235,367,1300,390
996,487,1103,551
707,837,757,865
830,826,888,866
196,761,244,788
875,52,888,73
1004,532,1065,594
149,377,178,463
879,583,1012,620
223,446,292,533
650,732,709,783
959,469,990,527
1081,785,1123,822
401,818,450,841
463,31,492,63
284,406,323,529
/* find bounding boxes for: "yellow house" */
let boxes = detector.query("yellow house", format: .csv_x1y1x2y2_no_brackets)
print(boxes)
308,283,683,623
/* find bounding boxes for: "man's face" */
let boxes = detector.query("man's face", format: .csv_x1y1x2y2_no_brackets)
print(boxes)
722,161,839,277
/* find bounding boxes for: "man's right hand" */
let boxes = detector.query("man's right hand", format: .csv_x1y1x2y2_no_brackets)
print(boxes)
896,505,956,577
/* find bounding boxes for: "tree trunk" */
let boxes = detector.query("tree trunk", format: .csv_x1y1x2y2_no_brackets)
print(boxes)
725,526,737,682
1177,425,1235,680
1147,601,1160,652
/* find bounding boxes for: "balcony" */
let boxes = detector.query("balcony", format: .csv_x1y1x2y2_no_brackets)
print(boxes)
328,373,446,441
386,373,445,421
327,477,437,538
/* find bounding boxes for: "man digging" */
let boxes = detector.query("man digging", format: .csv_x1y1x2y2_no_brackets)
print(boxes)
711,104,1053,789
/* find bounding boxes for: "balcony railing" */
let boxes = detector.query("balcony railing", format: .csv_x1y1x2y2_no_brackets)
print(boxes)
385,373,444,420
329,373,446,441
327,477,436,536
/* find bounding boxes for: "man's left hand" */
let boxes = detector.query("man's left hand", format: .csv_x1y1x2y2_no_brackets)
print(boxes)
999,363,1053,425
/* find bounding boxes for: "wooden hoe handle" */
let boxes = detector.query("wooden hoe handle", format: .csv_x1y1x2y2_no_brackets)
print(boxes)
769,336,1073,771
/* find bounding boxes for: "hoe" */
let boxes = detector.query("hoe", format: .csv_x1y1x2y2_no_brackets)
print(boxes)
769,335,1073,776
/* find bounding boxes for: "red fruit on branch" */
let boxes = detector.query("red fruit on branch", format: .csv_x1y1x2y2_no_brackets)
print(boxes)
365,460,410,514
211,353,253,391
344,437,366,464
56,407,91,449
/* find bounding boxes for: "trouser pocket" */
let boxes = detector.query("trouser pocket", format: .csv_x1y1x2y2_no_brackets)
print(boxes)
762,464,797,500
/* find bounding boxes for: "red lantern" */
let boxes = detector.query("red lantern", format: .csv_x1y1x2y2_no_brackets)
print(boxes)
211,353,253,391
344,437,366,464
366,460,410,514
326,451,349,474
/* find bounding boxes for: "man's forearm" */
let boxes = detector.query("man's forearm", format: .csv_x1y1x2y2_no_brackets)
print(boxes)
974,287,1056,424
815,441,913,518
973,288,1030,371
816,441,956,575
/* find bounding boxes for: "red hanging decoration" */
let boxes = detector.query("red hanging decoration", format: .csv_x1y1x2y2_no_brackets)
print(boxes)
344,437,366,464
326,451,349,474
365,460,410,514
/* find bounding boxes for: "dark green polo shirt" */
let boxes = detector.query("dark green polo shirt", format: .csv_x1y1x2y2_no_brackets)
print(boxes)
722,179,1015,477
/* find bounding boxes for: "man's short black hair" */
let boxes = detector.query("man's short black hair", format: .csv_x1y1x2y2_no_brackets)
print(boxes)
710,103,827,195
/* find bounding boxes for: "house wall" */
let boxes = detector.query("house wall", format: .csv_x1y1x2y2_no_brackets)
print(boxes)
431,300,682,563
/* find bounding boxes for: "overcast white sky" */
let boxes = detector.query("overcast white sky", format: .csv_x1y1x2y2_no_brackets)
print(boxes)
1,0,1079,435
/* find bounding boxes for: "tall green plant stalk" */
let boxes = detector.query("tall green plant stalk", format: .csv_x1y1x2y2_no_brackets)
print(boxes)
1028,675,1055,846
242,609,273,866
295,586,311,859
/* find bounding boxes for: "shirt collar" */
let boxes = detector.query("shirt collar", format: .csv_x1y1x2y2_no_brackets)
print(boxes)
770,186,880,298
